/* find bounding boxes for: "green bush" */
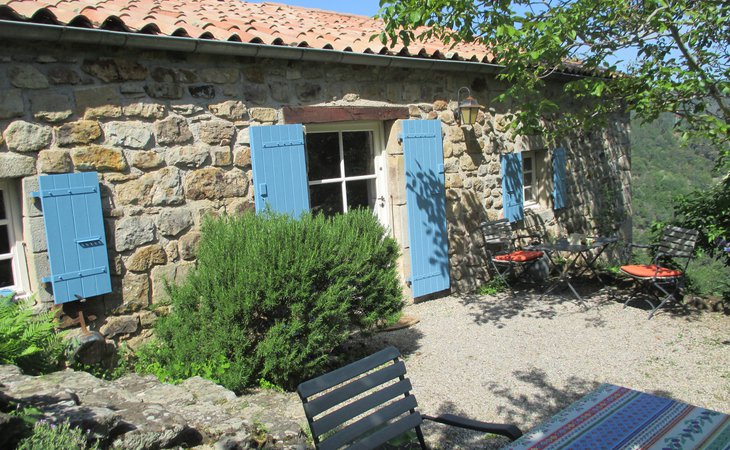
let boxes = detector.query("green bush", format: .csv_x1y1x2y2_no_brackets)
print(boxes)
145,210,403,391
478,277,507,296
17,419,99,450
0,297,64,375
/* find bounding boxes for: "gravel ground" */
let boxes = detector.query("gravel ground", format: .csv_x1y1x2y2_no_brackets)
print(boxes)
356,286,730,449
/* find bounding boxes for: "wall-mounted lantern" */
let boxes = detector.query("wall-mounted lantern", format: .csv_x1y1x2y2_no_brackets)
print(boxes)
456,87,483,125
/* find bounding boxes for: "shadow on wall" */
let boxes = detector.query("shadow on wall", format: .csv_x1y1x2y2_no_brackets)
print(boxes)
406,158,450,291
559,128,630,241
446,189,490,292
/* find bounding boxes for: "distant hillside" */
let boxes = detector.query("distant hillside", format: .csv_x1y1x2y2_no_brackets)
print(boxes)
630,114,728,297
630,114,718,242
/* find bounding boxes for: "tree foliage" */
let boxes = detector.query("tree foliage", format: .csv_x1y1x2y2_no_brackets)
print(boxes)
378,0,730,297
377,0,729,168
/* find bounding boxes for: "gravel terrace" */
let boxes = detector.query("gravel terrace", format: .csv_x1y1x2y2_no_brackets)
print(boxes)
356,287,730,449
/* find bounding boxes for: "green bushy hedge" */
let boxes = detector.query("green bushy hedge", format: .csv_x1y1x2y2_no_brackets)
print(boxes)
147,210,403,391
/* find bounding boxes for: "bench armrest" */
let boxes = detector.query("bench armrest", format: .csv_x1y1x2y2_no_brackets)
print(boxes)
422,413,523,441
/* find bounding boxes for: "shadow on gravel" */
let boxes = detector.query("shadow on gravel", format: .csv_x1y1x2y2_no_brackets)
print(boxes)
618,293,706,322
340,327,425,363
461,277,709,328
421,400,513,450
458,283,604,328
487,367,600,428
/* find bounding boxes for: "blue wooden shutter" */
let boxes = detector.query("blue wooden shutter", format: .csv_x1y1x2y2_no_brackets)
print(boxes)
402,119,450,298
250,124,310,216
501,152,524,222
552,147,568,210
32,172,111,304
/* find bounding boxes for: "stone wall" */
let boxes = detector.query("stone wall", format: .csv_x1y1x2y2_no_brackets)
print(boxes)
0,40,630,342
0,364,306,449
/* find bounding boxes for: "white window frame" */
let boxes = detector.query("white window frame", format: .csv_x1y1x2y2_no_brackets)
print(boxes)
522,150,537,207
0,180,29,295
304,121,389,227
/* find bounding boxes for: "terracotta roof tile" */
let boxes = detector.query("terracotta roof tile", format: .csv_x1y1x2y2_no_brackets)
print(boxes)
0,0,498,63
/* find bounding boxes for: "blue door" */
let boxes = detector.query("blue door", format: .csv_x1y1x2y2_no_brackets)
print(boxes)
402,120,450,298
250,124,310,216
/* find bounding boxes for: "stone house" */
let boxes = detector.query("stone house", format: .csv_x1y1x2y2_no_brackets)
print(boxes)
0,0,630,342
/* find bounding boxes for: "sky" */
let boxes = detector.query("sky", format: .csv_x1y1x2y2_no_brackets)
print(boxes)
254,0,381,16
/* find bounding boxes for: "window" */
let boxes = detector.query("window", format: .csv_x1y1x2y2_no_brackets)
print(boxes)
0,181,28,294
305,123,387,222
520,149,551,208
523,151,536,204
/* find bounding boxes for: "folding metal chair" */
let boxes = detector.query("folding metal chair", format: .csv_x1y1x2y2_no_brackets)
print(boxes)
297,346,523,449
480,219,545,290
620,225,699,319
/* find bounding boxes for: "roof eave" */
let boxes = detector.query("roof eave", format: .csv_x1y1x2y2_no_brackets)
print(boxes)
0,20,590,80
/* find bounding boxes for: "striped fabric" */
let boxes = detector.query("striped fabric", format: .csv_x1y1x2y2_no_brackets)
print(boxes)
504,384,730,450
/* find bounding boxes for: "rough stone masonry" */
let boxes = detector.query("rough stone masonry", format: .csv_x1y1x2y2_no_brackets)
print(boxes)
0,39,631,348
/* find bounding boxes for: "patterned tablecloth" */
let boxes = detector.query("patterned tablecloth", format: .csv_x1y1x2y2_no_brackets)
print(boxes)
503,383,730,450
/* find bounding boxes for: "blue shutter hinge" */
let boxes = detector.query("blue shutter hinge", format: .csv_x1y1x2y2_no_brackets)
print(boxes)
263,140,304,148
42,266,107,283
411,271,440,282
403,133,437,139
31,186,97,198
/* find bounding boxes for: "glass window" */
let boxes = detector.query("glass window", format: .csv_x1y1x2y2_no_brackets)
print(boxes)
0,225,9,255
343,131,374,177
0,260,12,288
306,132,340,181
346,179,377,211
306,129,378,216
309,183,343,217
0,184,26,292
523,153,535,203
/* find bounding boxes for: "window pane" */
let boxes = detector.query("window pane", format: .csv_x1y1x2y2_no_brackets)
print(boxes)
306,133,341,181
0,191,6,220
523,156,533,172
346,179,377,211
310,183,343,217
524,171,533,187
0,259,12,287
343,131,374,177
524,187,534,202
0,225,10,255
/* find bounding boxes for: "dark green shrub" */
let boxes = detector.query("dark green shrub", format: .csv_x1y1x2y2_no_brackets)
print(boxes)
147,210,403,391
0,297,64,375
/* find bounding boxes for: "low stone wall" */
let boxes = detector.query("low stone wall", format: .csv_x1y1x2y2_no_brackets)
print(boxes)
0,364,307,449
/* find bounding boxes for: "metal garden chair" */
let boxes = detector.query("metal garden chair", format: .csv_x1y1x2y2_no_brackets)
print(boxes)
480,219,545,290
297,346,523,449
619,225,699,319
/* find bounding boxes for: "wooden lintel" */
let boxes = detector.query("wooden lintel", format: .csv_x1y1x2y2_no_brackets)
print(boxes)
282,106,410,124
